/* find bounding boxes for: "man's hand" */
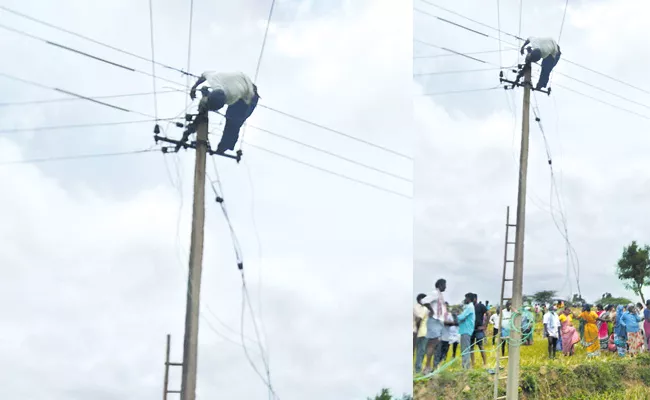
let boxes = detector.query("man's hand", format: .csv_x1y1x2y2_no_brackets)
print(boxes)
190,88,197,100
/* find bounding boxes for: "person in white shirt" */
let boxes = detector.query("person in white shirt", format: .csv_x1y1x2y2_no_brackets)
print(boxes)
421,279,448,374
500,302,512,357
447,313,460,358
188,71,260,154
543,306,561,359
517,36,561,90
489,308,500,346
413,294,429,374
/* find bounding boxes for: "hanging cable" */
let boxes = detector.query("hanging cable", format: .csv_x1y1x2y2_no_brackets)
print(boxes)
558,0,569,44
184,0,195,114
148,0,159,125
496,0,503,70
239,0,277,152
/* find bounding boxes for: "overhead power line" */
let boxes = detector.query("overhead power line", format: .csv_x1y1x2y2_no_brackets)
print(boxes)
245,142,411,199
0,148,157,166
414,67,504,76
243,124,411,182
417,0,524,41
0,90,178,107
0,24,186,89
257,105,411,160
413,47,517,59
0,72,154,117
420,86,503,96
0,5,198,78
0,118,172,134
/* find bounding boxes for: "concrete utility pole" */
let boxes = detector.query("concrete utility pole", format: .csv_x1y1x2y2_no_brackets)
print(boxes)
505,64,531,400
179,112,209,400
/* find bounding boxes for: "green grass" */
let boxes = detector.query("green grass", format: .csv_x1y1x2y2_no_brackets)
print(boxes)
414,320,650,399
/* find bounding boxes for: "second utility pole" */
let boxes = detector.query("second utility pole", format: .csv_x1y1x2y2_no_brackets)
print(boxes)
505,64,531,400
180,111,209,400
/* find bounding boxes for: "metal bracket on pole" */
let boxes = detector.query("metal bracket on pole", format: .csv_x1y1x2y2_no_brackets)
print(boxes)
499,69,552,96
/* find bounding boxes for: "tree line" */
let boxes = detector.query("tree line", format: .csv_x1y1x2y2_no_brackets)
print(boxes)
520,241,650,306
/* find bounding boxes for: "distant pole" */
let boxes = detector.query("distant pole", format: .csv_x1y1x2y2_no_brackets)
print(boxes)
164,334,171,400
180,112,209,400
505,64,531,400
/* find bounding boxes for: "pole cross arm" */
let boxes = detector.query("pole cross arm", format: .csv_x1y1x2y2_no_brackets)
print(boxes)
499,71,552,96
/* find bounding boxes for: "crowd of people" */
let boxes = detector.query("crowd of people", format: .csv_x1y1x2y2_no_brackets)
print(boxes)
413,279,650,375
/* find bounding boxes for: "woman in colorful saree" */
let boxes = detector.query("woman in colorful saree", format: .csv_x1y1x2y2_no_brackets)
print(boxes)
559,308,580,356
596,304,610,350
614,305,627,357
621,304,644,356
579,304,601,357
644,300,650,352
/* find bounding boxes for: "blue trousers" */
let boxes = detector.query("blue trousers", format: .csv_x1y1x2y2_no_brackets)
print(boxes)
204,89,259,152
414,336,428,373
537,48,561,89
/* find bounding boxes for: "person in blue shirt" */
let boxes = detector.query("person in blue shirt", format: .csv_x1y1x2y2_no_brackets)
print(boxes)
614,305,627,357
455,293,476,369
621,304,644,355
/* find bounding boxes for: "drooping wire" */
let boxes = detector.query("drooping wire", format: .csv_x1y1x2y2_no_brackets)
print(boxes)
517,0,523,65
207,163,276,399
531,93,582,298
558,0,569,44
184,0,195,113
496,0,503,70
239,0,277,152
148,0,159,122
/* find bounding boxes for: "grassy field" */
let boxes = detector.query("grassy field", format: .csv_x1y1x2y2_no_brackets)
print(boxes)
414,320,650,399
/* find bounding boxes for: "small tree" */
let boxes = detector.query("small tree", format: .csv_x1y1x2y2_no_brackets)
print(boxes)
595,297,632,307
616,241,650,304
602,292,612,299
532,290,557,305
367,389,412,400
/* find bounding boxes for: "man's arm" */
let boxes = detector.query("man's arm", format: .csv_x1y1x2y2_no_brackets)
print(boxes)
520,38,531,55
189,75,207,100
457,306,470,322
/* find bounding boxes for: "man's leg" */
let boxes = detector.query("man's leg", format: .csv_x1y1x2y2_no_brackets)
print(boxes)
415,337,427,373
424,337,439,372
470,332,476,367
452,342,458,358
477,332,487,365
434,341,449,368
536,55,558,90
461,334,471,369
218,94,259,152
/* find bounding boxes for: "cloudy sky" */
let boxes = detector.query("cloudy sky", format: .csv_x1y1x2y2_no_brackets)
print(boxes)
0,0,412,399
414,0,650,307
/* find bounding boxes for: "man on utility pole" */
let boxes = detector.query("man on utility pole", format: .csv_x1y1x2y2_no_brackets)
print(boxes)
189,71,260,154
505,62,532,400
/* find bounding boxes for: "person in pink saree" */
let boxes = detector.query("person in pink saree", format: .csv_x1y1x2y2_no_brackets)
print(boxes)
559,308,580,356
596,304,610,350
